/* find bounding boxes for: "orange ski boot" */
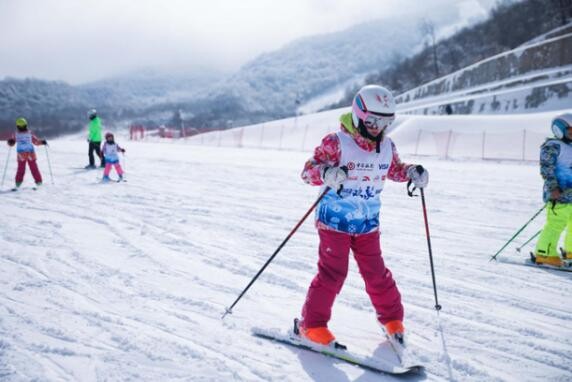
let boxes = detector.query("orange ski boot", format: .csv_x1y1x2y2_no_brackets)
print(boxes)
384,320,406,346
300,326,335,345
535,255,563,267
384,320,404,335
295,319,336,346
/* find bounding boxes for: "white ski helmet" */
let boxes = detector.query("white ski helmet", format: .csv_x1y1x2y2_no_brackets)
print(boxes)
551,113,572,139
88,109,97,120
351,85,396,131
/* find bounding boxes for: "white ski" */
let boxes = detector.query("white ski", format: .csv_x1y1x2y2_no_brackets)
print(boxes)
252,321,423,376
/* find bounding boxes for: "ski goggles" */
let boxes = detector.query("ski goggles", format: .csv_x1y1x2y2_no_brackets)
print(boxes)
363,113,395,131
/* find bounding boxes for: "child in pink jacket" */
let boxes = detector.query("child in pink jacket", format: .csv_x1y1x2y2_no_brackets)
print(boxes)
101,132,126,182
7,118,47,189
297,85,428,347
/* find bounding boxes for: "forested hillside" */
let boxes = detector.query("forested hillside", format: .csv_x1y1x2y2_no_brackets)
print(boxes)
328,0,572,110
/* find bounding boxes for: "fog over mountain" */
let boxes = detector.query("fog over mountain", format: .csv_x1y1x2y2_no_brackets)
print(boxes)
0,0,497,135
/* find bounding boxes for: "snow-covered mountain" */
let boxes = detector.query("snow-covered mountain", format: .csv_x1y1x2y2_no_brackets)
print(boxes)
78,68,222,109
136,18,430,129
0,3,488,135
0,78,90,138
0,68,222,138
205,18,422,116
394,25,572,115
1,17,422,135
326,1,572,117
202,0,501,119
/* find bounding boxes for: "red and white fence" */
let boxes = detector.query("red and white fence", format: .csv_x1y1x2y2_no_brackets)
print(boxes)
185,107,571,162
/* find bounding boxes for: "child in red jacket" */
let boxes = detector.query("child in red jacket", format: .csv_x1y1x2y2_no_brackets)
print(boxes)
7,118,47,189
297,85,428,347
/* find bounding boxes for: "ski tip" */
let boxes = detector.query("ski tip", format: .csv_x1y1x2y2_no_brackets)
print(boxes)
405,365,425,374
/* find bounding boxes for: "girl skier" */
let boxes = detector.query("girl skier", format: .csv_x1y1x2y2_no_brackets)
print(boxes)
6,117,47,190
101,132,126,182
534,113,572,267
297,85,428,346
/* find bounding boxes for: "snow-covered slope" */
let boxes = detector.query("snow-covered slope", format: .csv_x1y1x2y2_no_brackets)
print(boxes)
394,30,572,115
1,125,571,380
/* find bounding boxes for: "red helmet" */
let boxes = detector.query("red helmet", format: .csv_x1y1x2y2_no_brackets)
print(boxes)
105,132,114,140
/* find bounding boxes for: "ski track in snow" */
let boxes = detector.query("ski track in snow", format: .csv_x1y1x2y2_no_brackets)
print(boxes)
0,140,570,382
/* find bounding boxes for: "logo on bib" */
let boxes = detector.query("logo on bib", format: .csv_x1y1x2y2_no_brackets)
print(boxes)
356,162,374,170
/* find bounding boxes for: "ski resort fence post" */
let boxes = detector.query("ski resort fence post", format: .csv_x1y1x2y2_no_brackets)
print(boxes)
489,205,546,261
444,130,453,160
481,131,486,160
301,124,309,151
1,146,12,189
45,145,54,185
238,127,245,148
222,187,331,319
522,129,526,161
414,130,422,156
419,187,442,311
279,125,285,150
259,124,265,148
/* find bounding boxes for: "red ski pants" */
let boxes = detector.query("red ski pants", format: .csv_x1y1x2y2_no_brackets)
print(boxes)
301,229,403,328
103,163,124,177
15,158,42,184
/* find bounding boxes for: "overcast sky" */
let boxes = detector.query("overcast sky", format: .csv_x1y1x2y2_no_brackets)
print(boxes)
0,0,497,84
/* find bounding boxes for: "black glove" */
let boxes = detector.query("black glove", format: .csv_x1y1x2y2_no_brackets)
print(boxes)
121,148,126,153
41,139,48,145
7,138,15,146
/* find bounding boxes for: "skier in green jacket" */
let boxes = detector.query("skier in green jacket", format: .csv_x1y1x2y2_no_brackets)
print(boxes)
86,109,105,169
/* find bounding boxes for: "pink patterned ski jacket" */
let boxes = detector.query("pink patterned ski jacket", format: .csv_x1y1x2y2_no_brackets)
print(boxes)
301,112,414,233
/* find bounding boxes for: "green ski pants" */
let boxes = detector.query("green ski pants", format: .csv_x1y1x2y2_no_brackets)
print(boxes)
535,203,572,257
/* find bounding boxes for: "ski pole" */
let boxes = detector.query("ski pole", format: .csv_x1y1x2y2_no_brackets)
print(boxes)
489,205,545,261
419,187,442,311
121,152,126,172
44,144,54,185
1,146,12,189
516,229,541,253
222,187,330,319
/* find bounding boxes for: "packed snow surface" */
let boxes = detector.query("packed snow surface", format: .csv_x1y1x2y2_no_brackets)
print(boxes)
0,137,570,381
